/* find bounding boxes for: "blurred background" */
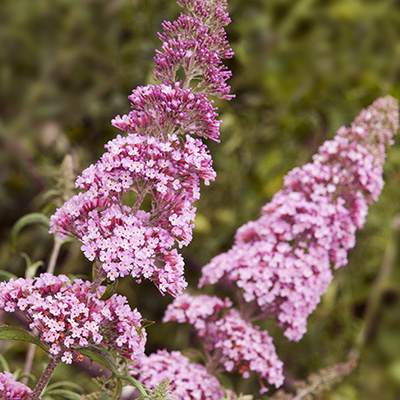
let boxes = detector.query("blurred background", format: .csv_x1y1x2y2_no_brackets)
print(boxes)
1,0,400,398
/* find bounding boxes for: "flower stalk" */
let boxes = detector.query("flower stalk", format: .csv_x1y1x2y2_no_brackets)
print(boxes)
30,354,62,400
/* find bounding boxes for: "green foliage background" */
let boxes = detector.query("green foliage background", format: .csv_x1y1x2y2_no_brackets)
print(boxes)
1,0,400,398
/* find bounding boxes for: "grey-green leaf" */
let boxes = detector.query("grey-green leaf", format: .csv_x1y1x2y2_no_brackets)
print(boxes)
0,354,10,371
11,213,50,252
100,279,119,301
0,270,18,281
44,389,82,400
20,252,44,279
79,346,119,375
117,375,149,397
45,380,83,392
0,325,48,352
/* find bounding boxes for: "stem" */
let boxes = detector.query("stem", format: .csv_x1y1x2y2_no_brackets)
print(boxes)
356,215,400,348
205,348,223,375
21,334,37,385
292,381,319,400
48,235,64,275
132,185,149,215
90,265,108,294
30,354,61,400
22,235,64,384
183,72,194,90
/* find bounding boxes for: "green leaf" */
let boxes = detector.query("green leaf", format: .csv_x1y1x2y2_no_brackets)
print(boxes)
0,354,10,371
45,381,83,392
216,373,234,391
44,389,82,400
17,372,35,384
100,279,119,301
113,379,122,400
0,270,18,282
20,252,44,279
150,379,171,400
99,392,113,400
140,319,155,330
0,325,48,352
117,375,148,397
79,346,119,375
11,213,50,252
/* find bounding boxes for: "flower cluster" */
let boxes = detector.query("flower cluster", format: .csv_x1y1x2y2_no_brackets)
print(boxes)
49,0,233,297
200,96,399,341
164,294,284,391
0,273,146,364
135,349,225,400
0,372,32,400
112,84,222,141
163,293,232,335
213,310,284,392
155,0,234,100
50,129,215,294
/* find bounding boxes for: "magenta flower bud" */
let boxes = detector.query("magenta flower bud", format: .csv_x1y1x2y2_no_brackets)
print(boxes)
154,0,234,99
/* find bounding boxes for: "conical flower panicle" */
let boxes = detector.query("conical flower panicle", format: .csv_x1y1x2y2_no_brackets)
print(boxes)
50,131,216,295
154,0,234,99
163,293,284,392
200,97,399,341
49,0,234,296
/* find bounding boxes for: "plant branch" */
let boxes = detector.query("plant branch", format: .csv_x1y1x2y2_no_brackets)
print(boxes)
21,337,37,385
30,353,62,400
356,214,400,348
90,265,108,294
22,234,64,384
47,235,64,275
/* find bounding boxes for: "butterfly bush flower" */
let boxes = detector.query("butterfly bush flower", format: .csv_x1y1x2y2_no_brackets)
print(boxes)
0,273,146,364
163,293,232,335
112,84,222,141
0,371,32,400
49,0,233,296
163,294,284,392
200,96,399,341
154,0,234,99
134,350,226,400
49,131,213,295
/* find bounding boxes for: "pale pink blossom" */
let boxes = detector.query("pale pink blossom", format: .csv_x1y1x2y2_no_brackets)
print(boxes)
0,273,146,364
200,96,399,341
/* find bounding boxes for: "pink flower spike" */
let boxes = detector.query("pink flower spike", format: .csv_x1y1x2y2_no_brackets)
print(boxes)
49,0,234,297
200,96,399,342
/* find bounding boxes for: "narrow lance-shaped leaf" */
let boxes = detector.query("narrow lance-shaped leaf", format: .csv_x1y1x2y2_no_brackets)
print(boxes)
11,213,50,252
100,279,119,301
79,346,119,376
43,389,82,400
0,270,18,282
0,325,48,353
